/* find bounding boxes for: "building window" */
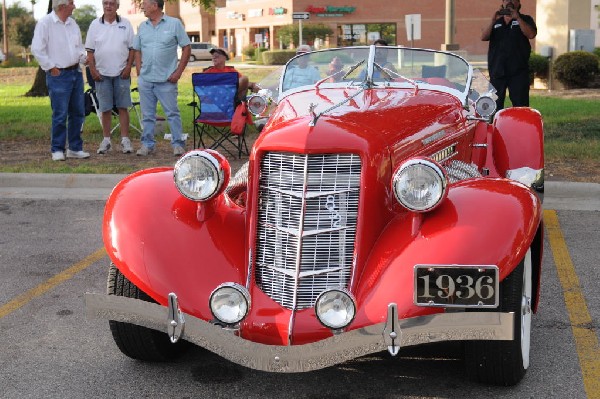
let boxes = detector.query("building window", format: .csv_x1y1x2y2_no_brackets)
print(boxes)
338,23,396,46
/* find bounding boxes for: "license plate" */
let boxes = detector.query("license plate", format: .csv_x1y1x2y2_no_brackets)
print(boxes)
414,265,499,308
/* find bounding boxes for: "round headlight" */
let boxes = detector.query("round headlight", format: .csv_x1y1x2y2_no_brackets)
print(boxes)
315,289,356,330
247,94,268,116
173,149,230,201
209,283,251,325
392,158,448,212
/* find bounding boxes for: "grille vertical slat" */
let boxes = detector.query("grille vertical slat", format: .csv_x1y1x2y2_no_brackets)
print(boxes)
255,152,361,309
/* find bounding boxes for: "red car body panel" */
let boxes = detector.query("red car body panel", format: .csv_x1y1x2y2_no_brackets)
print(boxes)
91,47,545,380
102,60,544,348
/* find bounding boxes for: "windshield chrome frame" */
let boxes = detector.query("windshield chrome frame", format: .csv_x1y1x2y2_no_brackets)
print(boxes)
277,46,474,106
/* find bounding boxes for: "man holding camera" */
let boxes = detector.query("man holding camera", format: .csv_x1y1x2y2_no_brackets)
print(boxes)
482,0,537,110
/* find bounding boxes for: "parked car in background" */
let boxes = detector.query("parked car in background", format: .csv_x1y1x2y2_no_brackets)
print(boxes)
178,42,216,61
87,45,545,386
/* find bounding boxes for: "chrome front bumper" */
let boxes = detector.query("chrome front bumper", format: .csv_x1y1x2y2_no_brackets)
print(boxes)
85,293,514,372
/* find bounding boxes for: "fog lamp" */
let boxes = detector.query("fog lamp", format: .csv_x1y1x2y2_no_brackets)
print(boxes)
209,283,251,325
315,289,356,330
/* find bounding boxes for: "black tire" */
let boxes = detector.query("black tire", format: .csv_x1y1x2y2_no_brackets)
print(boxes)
464,249,532,386
190,55,196,62
107,263,190,361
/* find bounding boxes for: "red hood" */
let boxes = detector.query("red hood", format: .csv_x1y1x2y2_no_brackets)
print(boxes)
260,87,463,157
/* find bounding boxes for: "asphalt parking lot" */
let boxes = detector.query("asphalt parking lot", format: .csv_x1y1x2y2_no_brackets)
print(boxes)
0,174,598,398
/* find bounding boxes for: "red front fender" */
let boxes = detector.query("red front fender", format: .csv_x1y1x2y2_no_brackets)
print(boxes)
351,178,542,327
103,168,247,319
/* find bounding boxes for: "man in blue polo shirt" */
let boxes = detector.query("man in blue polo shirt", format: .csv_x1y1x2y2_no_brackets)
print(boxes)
133,0,191,156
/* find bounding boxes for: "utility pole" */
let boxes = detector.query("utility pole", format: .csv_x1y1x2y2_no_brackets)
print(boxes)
2,0,8,59
442,0,459,51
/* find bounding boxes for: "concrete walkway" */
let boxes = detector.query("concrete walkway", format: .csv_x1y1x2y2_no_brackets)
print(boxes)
0,173,599,211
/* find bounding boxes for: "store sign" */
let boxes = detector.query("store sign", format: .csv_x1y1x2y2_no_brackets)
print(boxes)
227,12,244,20
248,9,263,18
306,5,356,17
269,7,287,16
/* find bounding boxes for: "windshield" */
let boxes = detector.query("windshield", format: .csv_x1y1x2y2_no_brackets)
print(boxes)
279,46,473,103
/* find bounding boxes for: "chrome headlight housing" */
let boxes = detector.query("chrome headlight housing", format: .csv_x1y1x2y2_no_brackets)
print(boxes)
209,283,251,325
392,158,448,212
247,93,269,116
315,289,356,330
173,149,230,201
475,95,497,118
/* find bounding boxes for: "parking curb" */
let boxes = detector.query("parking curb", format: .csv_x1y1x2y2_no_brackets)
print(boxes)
0,173,599,210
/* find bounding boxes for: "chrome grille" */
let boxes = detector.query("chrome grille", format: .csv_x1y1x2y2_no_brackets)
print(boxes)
255,152,361,309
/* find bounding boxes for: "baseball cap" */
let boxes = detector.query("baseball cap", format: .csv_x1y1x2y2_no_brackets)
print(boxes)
296,45,312,54
210,48,230,60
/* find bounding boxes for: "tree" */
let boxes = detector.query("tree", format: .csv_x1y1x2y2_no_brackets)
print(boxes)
13,15,36,49
26,0,217,97
72,4,97,42
1,1,31,43
277,23,333,48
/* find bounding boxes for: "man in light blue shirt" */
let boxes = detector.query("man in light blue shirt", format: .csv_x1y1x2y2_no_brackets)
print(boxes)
133,0,191,156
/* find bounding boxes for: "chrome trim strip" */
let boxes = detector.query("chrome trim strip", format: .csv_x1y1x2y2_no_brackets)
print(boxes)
86,293,514,373
430,143,457,163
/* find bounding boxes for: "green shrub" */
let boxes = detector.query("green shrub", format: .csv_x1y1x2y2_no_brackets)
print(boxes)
0,55,31,68
529,52,549,83
242,44,255,60
261,50,296,65
594,47,600,59
553,51,599,88
255,48,268,64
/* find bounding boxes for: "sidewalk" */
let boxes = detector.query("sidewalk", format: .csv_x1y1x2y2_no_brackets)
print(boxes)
0,173,599,211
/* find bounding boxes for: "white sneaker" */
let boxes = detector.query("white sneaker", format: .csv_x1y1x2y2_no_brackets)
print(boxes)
97,138,111,154
66,149,90,159
136,145,154,156
173,145,185,156
121,137,133,154
51,151,65,161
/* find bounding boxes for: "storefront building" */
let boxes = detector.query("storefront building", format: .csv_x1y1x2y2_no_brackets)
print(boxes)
118,0,600,62
120,0,216,43
213,0,520,59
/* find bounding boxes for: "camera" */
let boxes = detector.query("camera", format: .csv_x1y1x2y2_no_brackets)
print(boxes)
498,8,513,15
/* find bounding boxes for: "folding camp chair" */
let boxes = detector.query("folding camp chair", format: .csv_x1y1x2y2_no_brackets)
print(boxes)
83,67,143,136
190,71,249,158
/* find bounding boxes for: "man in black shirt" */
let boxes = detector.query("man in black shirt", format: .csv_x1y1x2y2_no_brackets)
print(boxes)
482,0,537,110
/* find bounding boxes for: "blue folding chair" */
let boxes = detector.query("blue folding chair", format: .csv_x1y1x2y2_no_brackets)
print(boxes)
190,72,249,158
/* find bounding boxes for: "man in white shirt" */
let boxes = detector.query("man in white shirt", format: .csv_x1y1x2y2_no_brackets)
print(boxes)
85,0,135,154
31,0,90,161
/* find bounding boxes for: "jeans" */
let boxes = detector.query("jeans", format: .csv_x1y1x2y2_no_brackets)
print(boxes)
95,75,132,112
137,77,185,149
46,69,85,152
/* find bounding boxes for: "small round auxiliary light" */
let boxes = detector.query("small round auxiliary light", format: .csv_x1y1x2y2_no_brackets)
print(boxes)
315,289,356,330
475,95,497,118
209,283,251,325
247,94,268,116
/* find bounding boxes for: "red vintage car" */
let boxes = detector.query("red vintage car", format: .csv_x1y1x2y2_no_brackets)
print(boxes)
86,46,544,386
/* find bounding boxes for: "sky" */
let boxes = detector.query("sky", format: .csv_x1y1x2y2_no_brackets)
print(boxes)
7,0,100,20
